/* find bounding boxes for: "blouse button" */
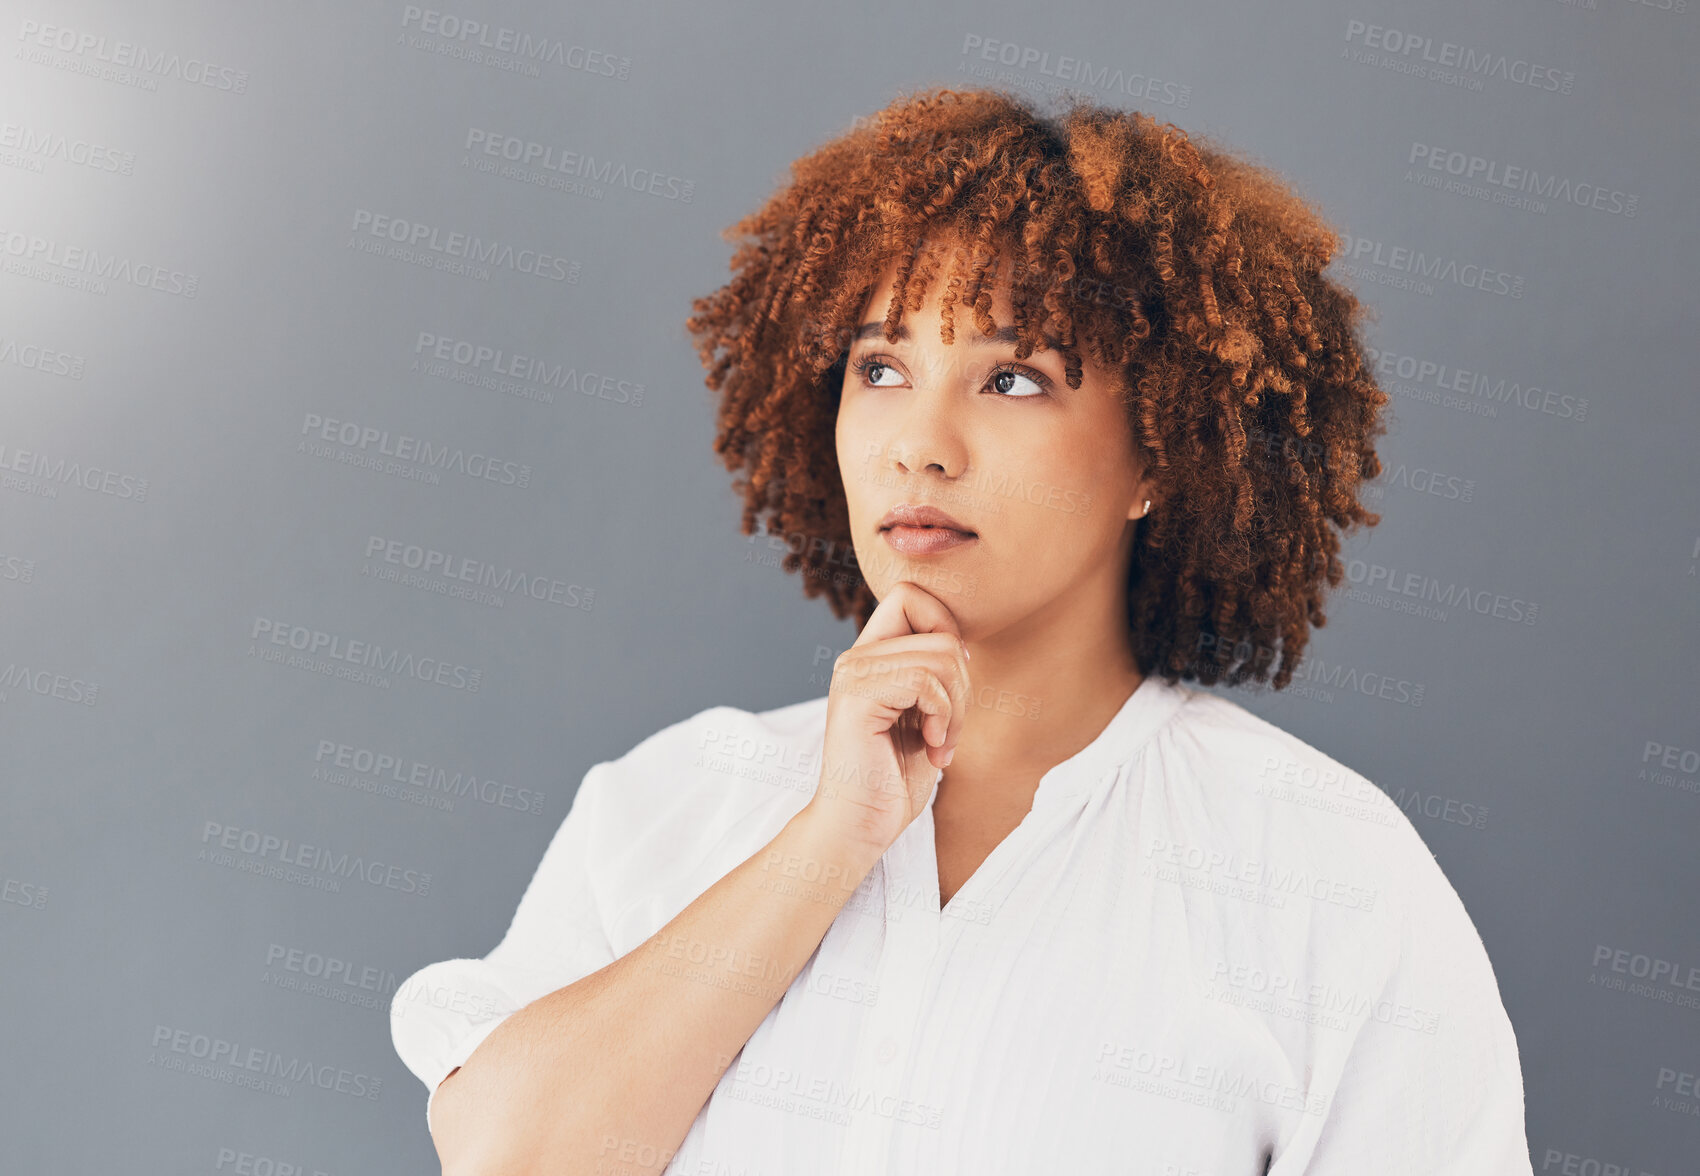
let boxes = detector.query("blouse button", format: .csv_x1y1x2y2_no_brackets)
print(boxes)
876,1036,898,1063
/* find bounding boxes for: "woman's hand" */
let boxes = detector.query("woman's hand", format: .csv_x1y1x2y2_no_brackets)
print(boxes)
804,581,971,857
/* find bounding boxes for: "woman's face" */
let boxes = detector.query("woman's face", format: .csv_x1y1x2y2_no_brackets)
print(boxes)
835,243,1155,641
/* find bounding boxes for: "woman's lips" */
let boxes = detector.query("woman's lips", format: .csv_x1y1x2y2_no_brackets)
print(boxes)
881,525,978,555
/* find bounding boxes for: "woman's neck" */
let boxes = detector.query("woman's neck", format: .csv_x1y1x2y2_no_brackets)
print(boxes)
939,634,1143,803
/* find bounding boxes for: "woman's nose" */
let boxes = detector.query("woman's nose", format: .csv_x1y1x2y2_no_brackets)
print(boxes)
889,401,966,479
868,345,974,479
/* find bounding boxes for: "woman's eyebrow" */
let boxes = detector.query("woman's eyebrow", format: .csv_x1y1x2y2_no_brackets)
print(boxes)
851,321,1064,351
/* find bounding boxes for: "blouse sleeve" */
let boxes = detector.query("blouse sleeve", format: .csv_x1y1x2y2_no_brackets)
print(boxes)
390,760,619,1136
1272,856,1535,1175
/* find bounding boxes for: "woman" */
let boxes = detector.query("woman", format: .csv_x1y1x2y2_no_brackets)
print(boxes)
392,86,1533,1174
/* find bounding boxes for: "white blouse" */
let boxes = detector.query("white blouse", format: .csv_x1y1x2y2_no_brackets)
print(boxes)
391,674,1534,1174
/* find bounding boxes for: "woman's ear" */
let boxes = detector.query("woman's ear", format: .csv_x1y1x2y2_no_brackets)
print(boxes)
1127,451,1163,522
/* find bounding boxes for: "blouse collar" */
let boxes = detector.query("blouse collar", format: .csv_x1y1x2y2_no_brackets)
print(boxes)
1019,672,1191,809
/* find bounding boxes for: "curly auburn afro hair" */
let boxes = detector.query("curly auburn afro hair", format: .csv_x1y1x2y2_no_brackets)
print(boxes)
685,85,1389,691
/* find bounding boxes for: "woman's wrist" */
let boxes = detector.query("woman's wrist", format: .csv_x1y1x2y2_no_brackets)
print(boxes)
781,803,890,897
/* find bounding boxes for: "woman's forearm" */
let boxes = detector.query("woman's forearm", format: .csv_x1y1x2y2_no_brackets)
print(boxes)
430,804,882,1176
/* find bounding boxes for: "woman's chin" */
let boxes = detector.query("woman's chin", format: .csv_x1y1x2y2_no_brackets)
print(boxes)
872,583,983,633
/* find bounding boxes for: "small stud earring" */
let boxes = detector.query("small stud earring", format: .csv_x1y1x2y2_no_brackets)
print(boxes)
1142,500,1151,517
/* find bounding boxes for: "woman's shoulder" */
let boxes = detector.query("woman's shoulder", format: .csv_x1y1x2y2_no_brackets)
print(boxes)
1156,693,1528,1169
562,696,831,936
606,694,830,783
1156,687,1474,936
1150,690,1516,1034
1162,683,1400,822
579,694,831,843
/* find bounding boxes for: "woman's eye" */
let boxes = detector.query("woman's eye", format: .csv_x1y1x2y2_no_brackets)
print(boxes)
857,359,905,387
852,356,1048,398
989,367,1047,398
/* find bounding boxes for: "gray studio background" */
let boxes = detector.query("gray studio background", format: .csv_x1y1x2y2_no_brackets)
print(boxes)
3,1,1697,1172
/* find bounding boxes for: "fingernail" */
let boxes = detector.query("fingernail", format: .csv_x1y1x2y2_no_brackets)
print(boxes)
944,748,955,765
